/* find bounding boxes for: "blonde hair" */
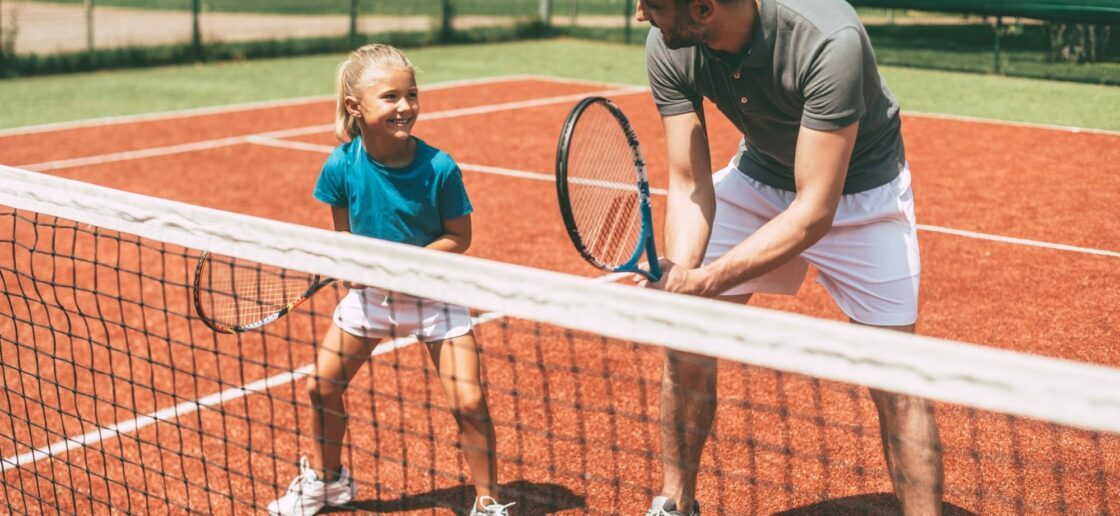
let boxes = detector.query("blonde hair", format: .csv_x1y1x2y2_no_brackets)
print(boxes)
334,44,415,142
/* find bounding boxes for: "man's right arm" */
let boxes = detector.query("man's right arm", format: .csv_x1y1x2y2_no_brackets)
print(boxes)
658,110,716,283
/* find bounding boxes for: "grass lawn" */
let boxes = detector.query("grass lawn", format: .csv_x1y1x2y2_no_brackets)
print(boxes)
1,38,1117,131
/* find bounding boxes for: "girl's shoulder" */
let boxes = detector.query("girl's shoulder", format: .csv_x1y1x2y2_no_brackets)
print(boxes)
323,139,362,170
413,138,459,174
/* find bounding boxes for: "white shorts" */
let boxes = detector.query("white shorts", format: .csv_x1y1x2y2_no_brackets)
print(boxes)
332,287,473,342
705,162,921,326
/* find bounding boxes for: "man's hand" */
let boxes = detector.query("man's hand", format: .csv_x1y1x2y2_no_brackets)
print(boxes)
636,258,708,296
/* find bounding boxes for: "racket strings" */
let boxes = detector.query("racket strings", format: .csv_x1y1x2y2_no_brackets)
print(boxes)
567,104,643,267
199,256,314,326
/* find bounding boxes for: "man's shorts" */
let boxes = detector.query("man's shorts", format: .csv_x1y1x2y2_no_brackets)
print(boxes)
704,162,921,327
332,287,473,342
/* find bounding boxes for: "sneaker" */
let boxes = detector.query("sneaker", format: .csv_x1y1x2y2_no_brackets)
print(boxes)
469,495,515,516
267,456,357,516
646,495,700,516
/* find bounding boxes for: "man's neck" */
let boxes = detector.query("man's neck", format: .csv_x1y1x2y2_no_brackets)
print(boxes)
704,0,760,54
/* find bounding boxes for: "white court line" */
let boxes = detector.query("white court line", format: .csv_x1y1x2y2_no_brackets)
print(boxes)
19,86,647,171
0,74,601,137
902,110,1120,138
248,134,1119,260
0,274,620,472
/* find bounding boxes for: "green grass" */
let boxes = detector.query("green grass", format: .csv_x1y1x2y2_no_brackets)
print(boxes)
0,39,1117,131
25,0,627,16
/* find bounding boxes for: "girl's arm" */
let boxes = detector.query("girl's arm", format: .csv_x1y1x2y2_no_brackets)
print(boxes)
330,206,351,232
426,214,472,254
330,206,368,289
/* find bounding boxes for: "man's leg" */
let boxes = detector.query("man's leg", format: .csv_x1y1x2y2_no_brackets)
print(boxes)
860,321,943,516
659,349,716,514
659,294,750,514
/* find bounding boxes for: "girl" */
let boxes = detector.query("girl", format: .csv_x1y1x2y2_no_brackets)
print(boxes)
268,44,511,516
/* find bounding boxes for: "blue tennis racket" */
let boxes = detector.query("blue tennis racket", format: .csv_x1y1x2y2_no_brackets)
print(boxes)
555,96,661,281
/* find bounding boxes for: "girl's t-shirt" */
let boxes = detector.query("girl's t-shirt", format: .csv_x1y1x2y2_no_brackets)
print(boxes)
313,137,472,247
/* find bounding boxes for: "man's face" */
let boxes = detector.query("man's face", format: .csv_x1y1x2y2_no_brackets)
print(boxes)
637,0,711,49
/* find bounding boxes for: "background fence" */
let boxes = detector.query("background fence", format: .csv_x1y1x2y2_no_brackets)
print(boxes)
1,0,1117,83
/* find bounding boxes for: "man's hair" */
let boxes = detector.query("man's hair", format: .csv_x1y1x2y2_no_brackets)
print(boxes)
675,0,739,6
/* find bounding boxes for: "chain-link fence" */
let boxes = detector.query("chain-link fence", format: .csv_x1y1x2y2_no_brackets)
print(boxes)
0,0,1116,83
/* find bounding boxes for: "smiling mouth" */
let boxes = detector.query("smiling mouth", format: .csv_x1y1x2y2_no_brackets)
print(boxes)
389,118,413,127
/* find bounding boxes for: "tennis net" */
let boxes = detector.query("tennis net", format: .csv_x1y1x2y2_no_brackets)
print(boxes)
2,164,1119,514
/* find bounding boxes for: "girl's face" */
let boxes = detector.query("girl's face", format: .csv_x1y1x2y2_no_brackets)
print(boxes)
347,67,419,143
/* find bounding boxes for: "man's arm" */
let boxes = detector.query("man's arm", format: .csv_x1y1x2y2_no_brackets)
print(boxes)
660,110,717,273
660,121,859,297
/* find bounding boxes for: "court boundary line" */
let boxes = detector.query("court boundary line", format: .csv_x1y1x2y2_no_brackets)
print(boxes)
19,85,648,171
902,110,1120,137
0,271,626,472
246,135,1120,259
4,74,1117,139
0,74,637,137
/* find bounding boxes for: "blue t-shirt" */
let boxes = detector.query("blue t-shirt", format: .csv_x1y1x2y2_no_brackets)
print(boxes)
313,137,473,247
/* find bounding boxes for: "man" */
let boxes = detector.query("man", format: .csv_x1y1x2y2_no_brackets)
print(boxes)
635,0,943,515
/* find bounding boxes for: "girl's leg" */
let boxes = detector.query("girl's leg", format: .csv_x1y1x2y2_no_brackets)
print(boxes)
426,332,499,502
307,324,379,480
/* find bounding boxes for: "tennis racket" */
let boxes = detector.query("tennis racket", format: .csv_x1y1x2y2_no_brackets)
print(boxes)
192,251,335,334
556,96,661,281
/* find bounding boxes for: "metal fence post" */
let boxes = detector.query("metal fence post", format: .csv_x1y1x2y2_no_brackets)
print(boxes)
191,0,201,57
85,0,93,53
624,0,633,44
994,16,1003,74
349,0,358,48
440,0,452,39
540,0,551,25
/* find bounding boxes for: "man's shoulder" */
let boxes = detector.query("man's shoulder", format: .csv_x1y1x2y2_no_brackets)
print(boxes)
767,0,862,36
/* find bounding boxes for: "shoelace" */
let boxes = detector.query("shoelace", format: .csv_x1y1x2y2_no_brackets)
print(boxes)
476,496,516,515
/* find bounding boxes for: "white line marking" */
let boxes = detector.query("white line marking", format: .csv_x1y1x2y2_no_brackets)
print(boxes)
915,224,1120,258
19,86,647,171
0,75,566,137
247,135,1119,259
902,110,1120,137
0,273,620,471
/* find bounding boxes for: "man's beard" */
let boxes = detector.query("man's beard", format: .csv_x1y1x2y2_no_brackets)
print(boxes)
662,16,709,49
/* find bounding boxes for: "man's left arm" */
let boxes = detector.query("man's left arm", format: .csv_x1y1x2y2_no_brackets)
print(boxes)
669,121,858,297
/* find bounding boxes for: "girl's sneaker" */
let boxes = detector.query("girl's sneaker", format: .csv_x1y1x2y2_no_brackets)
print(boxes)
646,496,700,516
470,496,515,515
267,456,357,516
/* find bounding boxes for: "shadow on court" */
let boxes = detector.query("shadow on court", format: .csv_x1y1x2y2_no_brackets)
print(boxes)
775,493,976,516
328,480,584,514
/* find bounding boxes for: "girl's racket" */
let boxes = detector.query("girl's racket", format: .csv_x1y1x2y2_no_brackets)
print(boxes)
555,96,661,281
192,251,335,334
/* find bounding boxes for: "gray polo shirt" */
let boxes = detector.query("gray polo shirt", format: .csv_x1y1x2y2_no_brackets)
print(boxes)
646,0,906,194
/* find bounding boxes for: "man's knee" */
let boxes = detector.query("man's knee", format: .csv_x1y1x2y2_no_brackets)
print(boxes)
666,350,717,380
869,389,936,421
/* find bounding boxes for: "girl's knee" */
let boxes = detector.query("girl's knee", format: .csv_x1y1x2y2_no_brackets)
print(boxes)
448,386,487,419
306,375,347,401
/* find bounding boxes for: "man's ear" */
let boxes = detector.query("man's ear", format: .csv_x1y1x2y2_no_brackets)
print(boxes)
691,0,717,22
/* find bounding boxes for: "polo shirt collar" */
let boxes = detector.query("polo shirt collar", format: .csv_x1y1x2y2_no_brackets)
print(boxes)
741,0,775,69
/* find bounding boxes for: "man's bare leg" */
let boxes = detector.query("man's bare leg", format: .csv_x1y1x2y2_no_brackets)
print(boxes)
659,294,750,514
859,321,943,516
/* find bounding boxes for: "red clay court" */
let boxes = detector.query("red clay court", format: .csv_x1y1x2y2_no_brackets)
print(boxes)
1,76,1118,514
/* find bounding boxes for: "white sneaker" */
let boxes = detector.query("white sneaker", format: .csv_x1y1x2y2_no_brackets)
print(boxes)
646,495,700,516
266,456,357,516
469,495,515,516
